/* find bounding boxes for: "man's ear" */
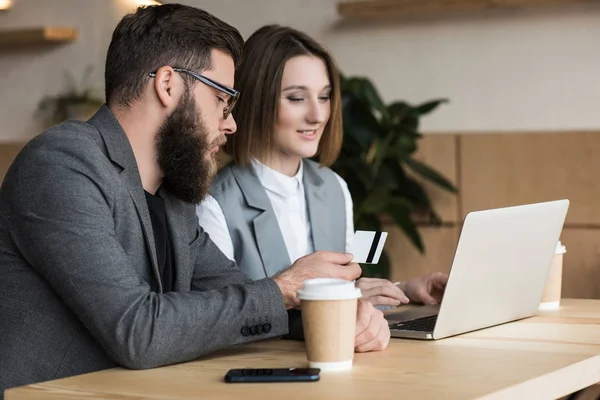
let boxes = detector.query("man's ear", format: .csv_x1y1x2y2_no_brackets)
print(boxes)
152,66,183,109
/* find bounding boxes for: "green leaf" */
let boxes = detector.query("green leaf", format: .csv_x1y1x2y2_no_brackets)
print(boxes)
354,213,382,233
400,111,419,132
343,77,389,122
387,103,423,133
342,95,380,151
416,98,449,115
387,202,424,253
390,196,415,210
405,157,457,193
372,132,397,174
335,163,372,203
388,134,418,159
373,164,400,192
387,101,412,124
395,172,433,209
360,189,391,214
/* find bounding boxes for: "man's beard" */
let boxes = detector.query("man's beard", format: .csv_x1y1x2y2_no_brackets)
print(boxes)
155,89,221,204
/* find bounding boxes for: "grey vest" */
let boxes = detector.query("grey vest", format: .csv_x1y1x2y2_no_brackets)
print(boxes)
210,159,346,281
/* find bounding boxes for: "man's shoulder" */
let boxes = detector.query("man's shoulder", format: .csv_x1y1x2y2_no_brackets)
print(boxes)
20,120,104,163
4,120,111,193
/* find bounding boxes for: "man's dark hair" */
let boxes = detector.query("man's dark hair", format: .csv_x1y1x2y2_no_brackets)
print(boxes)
105,3,243,108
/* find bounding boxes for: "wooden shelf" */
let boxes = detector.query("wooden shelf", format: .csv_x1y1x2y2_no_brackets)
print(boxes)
337,0,600,20
0,27,78,50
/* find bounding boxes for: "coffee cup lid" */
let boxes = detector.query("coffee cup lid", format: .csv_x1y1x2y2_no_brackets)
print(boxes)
297,278,362,301
556,240,566,254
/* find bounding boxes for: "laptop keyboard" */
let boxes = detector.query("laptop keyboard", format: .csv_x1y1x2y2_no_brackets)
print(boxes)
389,314,438,332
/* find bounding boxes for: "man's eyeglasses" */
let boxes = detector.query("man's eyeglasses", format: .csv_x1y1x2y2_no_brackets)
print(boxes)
148,67,239,119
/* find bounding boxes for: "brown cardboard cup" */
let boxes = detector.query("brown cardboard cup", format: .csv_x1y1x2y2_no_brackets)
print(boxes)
297,278,361,372
539,241,566,310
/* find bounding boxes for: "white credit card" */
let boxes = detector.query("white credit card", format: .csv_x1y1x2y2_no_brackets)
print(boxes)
350,230,388,264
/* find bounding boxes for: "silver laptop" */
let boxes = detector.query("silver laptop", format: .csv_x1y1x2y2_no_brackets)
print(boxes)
385,199,570,340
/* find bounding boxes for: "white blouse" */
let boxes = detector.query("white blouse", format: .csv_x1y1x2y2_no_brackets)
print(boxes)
196,159,354,264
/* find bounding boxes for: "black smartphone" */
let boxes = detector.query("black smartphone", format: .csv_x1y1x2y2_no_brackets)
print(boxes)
224,367,320,383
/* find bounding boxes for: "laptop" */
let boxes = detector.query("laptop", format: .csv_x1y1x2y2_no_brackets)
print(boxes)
385,199,570,340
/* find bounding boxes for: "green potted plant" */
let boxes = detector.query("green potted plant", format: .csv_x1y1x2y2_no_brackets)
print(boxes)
330,74,457,278
36,66,104,127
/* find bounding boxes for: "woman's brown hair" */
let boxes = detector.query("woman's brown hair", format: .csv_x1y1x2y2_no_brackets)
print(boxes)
225,25,342,167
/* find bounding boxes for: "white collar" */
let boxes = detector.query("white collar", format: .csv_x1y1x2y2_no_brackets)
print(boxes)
251,158,303,198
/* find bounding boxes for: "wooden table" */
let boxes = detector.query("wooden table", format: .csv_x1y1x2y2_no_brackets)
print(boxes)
6,299,600,400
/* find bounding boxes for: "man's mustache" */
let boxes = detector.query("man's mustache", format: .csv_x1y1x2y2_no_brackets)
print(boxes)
211,135,227,148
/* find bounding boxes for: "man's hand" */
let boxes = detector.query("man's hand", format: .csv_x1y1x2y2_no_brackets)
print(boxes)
354,299,390,352
272,251,361,309
355,277,409,307
398,272,448,305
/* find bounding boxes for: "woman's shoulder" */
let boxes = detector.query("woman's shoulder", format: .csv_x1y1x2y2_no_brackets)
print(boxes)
303,159,348,187
211,162,235,186
210,162,258,195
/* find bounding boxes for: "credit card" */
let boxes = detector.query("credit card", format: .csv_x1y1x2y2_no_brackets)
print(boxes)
350,230,388,264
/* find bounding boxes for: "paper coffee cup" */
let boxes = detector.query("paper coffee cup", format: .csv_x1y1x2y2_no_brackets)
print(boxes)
297,278,361,372
539,241,566,310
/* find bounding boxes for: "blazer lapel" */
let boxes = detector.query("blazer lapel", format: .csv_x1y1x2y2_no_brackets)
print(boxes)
88,105,162,292
303,160,332,251
231,164,291,278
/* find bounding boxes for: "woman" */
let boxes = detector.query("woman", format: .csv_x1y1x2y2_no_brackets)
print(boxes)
196,25,446,308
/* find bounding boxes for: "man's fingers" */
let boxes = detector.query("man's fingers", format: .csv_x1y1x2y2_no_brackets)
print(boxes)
355,312,371,339
325,263,361,281
314,251,355,264
355,317,390,353
355,306,383,346
355,318,378,348
354,301,374,344
344,263,362,280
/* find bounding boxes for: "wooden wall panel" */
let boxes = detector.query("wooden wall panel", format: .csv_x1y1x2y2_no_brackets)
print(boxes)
411,134,459,223
0,142,26,184
386,224,460,283
460,131,600,225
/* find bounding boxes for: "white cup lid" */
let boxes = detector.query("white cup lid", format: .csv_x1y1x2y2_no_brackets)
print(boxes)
556,240,566,254
297,278,362,301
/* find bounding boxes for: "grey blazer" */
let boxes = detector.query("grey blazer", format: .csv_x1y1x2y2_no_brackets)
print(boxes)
209,161,346,281
0,106,290,398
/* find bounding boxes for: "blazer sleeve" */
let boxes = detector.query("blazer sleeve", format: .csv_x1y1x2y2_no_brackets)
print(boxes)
189,226,305,341
5,133,289,370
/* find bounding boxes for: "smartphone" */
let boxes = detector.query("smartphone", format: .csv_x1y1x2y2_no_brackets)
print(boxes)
224,367,320,383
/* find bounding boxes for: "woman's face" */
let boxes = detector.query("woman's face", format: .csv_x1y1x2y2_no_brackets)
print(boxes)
273,55,331,163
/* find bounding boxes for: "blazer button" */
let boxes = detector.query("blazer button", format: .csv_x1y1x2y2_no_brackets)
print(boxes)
255,324,264,335
250,325,258,335
263,323,272,333
241,325,251,336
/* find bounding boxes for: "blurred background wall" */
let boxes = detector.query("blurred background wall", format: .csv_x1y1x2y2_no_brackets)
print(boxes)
1,0,600,142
